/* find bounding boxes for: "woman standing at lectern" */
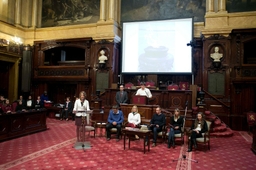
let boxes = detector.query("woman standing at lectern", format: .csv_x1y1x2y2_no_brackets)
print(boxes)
73,91,90,142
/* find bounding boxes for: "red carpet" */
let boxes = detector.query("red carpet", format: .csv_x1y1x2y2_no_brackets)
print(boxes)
0,118,255,170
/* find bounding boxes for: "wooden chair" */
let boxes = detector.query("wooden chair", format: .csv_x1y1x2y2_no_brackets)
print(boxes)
195,120,212,151
166,116,185,145
80,119,96,138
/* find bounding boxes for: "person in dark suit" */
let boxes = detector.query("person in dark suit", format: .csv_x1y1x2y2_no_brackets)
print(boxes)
115,85,128,106
34,96,43,109
61,97,73,121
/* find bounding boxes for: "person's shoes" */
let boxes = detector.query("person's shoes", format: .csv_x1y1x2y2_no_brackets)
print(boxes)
107,138,110,141
172,141,175,148
152,143,156,147
193,139,197,149
145,141,148,146
135,135,139,139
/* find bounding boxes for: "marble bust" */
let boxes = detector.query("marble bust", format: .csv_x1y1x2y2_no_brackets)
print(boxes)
98,50,108,63
210,47,223,62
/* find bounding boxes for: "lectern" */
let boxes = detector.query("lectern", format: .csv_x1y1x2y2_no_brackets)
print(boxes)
132,95,147,105
73,110,93,151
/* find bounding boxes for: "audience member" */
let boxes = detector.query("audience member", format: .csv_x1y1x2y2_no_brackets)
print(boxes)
115,85,128,106
168,108,184,148
15,100,26,112
0,95,5,113
26,95,34,110
61,97,73,121
187,112,208,152
73,91,90,142
40,91,49,104
106,105,124,141
135,82,152,98
18,95,26,107
35,96,43,109
2,99,12,114
145,107,165,147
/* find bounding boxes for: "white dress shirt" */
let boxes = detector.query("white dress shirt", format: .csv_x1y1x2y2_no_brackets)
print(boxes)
135,88,152,98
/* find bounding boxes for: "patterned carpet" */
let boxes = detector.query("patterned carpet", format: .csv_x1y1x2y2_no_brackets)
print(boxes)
0,118,255,170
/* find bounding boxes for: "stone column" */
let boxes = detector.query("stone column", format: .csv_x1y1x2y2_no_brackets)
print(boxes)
31,0,38,28
99,0,106,21
22,45,32,92
108,0,115,21
218,0,226,12
207,0,214,12
37,0,42,27
15,0,22,25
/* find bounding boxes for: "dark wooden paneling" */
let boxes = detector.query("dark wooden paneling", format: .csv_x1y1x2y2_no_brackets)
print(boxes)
0,110,47,141
102,88,192,110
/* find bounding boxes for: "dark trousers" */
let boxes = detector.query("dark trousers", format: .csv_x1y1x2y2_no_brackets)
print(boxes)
106,123,122,139
62,109,72,119
168,128,181,142
146,126,162,143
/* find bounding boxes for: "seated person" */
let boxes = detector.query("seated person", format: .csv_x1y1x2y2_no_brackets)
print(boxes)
168,108,184,148
26,95,34,110
34,96,43,109
106,105,124,141
187,112,208,152
127,105,141,139
115,85,128,106
17,95,26,107
2,99,13,114
61,97,73,121
16,100,27,112
145,107,165,147
126,105,141,128
0,95,5,113
40,91,49,106
135,82,152,98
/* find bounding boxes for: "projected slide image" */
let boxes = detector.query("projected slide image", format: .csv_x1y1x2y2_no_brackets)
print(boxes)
138,46,174,72
122,18,193,74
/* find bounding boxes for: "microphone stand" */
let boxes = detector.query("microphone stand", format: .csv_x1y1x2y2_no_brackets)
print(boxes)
73,111,91,151
172,101,198,163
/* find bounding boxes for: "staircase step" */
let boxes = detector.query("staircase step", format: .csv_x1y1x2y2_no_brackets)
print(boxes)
211,128,233,137
212,123,227,132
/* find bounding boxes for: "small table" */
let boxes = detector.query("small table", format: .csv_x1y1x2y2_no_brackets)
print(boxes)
123,128,151,154
94,121,107,137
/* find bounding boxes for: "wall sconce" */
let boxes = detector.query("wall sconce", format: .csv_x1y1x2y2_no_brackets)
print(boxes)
11,36,22,45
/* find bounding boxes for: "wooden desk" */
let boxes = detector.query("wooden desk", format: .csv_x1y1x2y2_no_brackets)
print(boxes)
0,109,47,141
123,128,151,154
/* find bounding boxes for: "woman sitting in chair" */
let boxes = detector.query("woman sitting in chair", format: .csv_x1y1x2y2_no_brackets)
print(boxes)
187,112,208,152
126,105,141,139
127,105,141,128
168,108,183,148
